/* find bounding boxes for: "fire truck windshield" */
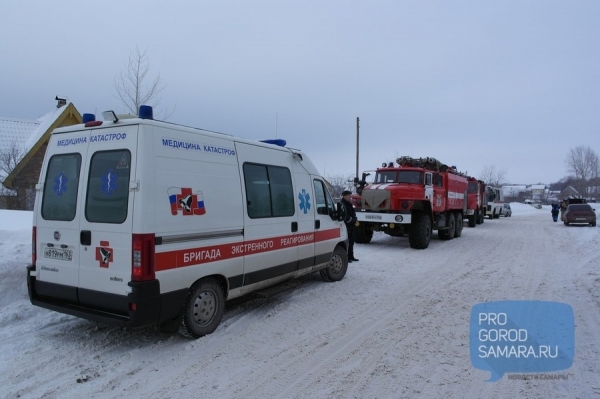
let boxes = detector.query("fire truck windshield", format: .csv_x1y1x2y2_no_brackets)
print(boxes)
375,170,423,184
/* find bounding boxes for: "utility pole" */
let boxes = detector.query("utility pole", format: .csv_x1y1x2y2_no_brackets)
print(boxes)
355,117,360,190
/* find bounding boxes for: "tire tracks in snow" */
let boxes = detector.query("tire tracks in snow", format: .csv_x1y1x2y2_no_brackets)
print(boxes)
236,234,501,399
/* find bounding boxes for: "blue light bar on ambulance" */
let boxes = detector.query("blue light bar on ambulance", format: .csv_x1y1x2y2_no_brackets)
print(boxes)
260,139,286,147
82,113,96,123
139,105,153,120
84,112,103,127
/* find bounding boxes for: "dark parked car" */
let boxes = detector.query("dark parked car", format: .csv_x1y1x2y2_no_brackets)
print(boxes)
563,204,596,227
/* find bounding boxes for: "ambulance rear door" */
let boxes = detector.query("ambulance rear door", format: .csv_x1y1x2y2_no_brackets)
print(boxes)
35,131,90,293
77,125,139,300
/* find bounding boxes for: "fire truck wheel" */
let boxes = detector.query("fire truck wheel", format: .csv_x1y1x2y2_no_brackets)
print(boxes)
354,224,373,243
320,246,348,282
409,213,431,249
455,213,463,237
468,214,476,228
180,278,225,339
446,214,456,240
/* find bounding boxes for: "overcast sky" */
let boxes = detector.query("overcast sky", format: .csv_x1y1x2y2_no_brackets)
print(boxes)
2,1,599,184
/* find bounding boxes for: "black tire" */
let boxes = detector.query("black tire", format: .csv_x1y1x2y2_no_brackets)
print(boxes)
354,223,373,244
564,221,569,226
468,214,476,228
445,213,456,240
478,209,484,224
409,213,431,249
493,210,500,219
592,222,596,227
180,278,225,339
454,213,463,238
438,229,448,240
320,246,348,282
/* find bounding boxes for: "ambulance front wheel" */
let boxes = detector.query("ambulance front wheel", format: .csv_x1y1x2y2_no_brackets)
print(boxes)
180,278,225,339
320,246,348,282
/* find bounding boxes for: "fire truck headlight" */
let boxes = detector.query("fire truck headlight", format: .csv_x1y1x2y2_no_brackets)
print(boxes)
395,215,403,222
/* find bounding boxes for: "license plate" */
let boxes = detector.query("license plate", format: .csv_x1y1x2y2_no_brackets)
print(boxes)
576,218,586,221
44,247,73,261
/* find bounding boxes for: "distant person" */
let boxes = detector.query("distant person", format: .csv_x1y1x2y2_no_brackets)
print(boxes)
341,190,359,262
551,203,560,222
560,200,568,221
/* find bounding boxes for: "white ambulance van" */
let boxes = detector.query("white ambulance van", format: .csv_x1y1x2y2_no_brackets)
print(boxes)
27,105,349,338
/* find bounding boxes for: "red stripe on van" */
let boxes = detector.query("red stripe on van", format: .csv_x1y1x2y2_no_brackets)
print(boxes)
155,227,341,272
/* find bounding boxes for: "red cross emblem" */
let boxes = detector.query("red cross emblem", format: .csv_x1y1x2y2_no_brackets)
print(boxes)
95,241,113,268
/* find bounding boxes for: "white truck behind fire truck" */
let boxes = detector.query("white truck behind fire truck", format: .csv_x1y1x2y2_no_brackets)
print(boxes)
485,186,504,219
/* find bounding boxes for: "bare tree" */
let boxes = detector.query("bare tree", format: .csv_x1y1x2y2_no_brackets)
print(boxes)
113,46,174,118
325,174,354,199
0,142,25,184
565,145,599,197
479,165,507,187
0,142,28,208
565,145,600,196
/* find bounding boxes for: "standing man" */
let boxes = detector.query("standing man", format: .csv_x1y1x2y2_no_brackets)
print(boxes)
341,190,359,262
560,199,568,221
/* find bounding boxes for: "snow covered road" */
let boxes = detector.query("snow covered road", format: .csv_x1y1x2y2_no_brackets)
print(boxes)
1,204,599,398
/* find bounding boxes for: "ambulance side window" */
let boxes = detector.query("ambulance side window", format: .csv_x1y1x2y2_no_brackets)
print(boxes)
41,153,82,221
85,150,131,224
313,180,329,215
244,163,294,218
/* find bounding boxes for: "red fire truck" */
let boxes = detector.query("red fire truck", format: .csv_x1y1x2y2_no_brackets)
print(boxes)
354,156,469,249
466,177,487,227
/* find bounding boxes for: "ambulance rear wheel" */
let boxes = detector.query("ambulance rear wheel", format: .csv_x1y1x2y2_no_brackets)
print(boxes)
320,246,348,282
180,278,225,339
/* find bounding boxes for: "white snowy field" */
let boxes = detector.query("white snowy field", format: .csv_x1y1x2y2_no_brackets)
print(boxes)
1,203,599,399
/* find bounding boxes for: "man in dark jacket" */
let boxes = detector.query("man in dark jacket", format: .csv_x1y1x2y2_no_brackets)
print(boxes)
560,199,568,221
341,190,359,262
